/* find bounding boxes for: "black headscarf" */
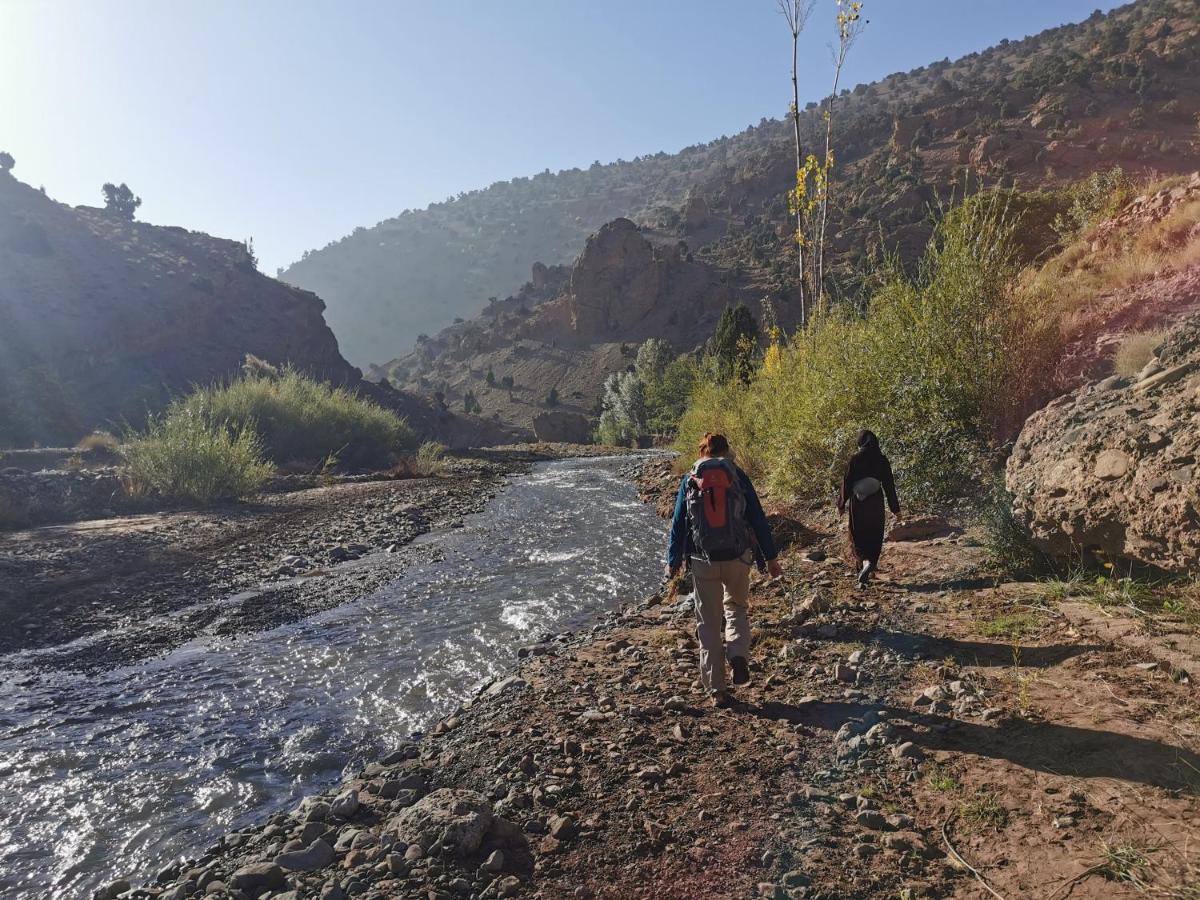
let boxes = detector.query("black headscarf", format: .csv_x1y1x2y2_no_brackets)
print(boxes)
856,429,881,454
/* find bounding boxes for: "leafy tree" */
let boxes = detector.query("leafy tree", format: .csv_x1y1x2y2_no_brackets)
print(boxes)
500,374,514,389
0,151,14,173
102,182,141,220
709,305,759,383
597,372,647,446
634,338,674,384
485,366,495,386
545,387,559,407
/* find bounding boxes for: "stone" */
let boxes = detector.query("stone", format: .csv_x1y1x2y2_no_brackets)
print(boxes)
548,814,577,840
855,810,889,831
834,663,858,684
275,838,335,872
229,862,286,893
331,789,360,819
892,741,924,762
482,849,506,873
390,789,494,857
496,876,523,898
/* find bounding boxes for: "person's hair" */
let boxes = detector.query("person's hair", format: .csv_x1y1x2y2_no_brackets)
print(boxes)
698,432,730,458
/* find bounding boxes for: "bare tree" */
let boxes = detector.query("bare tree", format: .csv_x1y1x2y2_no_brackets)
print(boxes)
815,0,866,311
777,0,816,325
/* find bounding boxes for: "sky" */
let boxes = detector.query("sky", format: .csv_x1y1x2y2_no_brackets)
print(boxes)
1,0,1127,274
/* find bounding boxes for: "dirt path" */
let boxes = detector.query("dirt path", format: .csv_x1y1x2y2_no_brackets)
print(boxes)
136,470,1199,900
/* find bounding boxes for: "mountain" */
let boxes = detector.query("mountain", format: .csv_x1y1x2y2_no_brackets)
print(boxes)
281,0,1200,369
0,171,515,449
349,0,1200,435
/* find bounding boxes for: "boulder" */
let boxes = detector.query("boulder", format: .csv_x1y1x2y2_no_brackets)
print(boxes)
1007,315,1200,573
389,789,494,857
531,410,592,444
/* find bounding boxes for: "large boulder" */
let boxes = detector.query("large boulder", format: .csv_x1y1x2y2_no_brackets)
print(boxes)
1006,315,1200,572
531,410,592,444
389,789,494,857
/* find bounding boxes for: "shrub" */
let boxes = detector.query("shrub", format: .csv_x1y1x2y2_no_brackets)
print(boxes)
413,441,448,476
173,370,415,469
676,196,1056,509
1112,329,1167,377
123,409,272,503
76,431,120,453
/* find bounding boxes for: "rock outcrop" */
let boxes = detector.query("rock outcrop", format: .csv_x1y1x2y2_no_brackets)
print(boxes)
531,410,592,444
1007,315,1200,572
568,218,670,335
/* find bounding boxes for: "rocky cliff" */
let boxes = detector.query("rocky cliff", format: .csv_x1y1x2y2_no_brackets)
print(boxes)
1007,314,1200,573
0,172,511,449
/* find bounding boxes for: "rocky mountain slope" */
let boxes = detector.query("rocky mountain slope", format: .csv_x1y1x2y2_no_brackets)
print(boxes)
370,217,776,436
0,171,514,449
283,0,1200,368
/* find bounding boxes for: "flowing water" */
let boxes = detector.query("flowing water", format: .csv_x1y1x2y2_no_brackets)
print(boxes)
0,456,667,899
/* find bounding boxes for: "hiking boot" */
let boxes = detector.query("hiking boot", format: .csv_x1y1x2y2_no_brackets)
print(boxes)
731,656,751,686
857,560,872,589
710,691,735,709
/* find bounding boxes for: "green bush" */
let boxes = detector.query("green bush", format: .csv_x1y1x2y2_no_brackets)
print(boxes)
174,370,415,469
123,408,272,503
676,197,1057,509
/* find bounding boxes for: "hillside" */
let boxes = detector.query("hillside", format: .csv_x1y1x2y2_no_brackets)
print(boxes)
283,0,1200,369
0,172,513,449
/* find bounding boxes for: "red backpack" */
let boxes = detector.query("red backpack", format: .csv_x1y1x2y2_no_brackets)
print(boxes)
685,458,751,562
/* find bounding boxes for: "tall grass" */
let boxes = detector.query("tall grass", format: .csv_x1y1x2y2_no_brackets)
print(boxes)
677,197,1059,509
124,408,272,503
174,370,415,469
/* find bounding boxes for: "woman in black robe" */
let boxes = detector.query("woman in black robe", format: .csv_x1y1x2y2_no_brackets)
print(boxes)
837,430,900,588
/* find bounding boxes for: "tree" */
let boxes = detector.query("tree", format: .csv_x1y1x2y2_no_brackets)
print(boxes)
545,387,559,407
0,151,14,174
814,1,867,311
777,0,817,323
710,305,759,383
634,338,674,384
102,182,141,220
597,371,648,446
485,366,496,386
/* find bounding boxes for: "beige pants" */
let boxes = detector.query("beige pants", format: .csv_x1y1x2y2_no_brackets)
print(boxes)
691,554,752,694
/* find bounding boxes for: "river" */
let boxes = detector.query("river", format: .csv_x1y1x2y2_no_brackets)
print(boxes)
0,456,667,899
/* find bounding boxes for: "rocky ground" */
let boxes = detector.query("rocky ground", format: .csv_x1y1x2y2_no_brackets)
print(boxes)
115,458,1198,900
0,445,631,673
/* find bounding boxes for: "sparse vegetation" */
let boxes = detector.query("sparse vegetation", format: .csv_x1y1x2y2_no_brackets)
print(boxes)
413,441,448,477
957,794,1009,831
0,151,14,173
1113,329,1168,377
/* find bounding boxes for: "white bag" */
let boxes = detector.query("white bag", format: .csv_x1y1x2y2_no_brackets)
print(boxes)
851,477,882,502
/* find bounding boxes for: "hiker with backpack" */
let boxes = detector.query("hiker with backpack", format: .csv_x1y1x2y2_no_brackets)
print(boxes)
667,432,781,707
837,429,901,589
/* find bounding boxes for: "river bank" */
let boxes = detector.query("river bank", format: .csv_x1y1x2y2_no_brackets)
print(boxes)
0,445,638,673
110,459,1199,900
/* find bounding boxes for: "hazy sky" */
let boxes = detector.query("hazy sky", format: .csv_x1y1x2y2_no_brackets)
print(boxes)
2,0,1125,273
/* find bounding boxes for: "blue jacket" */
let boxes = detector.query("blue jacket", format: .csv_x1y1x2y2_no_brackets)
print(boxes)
667,461,777,570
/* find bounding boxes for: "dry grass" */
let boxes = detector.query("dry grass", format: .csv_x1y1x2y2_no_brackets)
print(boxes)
76,431,120,452
1113,330,1169,377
